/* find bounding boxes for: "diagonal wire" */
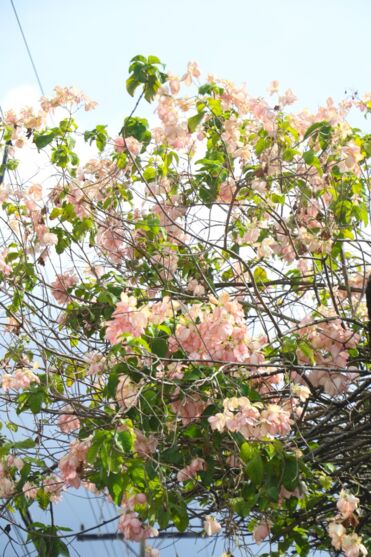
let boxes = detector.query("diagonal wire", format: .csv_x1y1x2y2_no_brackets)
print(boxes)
9,0,45,96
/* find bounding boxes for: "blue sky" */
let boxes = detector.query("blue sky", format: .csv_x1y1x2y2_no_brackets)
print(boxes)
1,1,370,556
2,0,371,129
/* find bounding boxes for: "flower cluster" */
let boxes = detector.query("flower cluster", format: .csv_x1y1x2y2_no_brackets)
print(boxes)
169,293,266,365
208,398,293,440
58,405,81,433
118,512,158,541
1,363,40,391
105,292,148,344
328,491,367,557
59,438,91,488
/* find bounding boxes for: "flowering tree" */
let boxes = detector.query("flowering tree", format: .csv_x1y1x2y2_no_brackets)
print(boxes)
0,55,370,557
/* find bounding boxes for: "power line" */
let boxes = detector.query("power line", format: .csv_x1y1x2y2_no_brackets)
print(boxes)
9,0,45,96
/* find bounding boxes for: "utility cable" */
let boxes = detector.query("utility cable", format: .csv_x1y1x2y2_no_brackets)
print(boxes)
9,0,45,96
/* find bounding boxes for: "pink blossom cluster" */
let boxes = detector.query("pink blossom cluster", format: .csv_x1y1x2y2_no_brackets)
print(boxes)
328,491,367,557
145,546,160,557
4,106,46,147
253,520,271,544
40,85,97,112
117,511,158,541
134,429,158,458
177,457,205,482
96,218,127,264
295,315,360,395
154,89,193,150
0,251,12,276
208,397,293,440
1,365,40,391
171,393,208,426
121,492,147,511
114,136,141,156
204,515,222,536
23,481,38,500
187,279,206,297
0,455,24,499
218,177,237,203
85,351,106,375
51,272,78,305
115,375,140,410
105,292,148,344
43,474,64,502
65,183,91,219
58,405,81,433
169,293,265,365
148,296,177,325
151,249,179,281
59,438,91,488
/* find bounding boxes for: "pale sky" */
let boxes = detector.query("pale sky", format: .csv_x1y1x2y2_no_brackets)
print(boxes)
2,0,371,128
1,1,370,556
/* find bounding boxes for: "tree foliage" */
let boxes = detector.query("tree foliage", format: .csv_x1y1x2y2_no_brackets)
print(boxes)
0,56,370,556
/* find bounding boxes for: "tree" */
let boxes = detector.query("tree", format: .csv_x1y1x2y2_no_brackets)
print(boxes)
0,54,370,557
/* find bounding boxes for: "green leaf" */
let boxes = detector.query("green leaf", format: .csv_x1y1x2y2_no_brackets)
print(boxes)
283,456,299,491
246,453,264,486
126,76,140,97
121,116,151,146
147,55,161,65
240,442,258,464
143,167,157,182
187,111,205,133
253,267,268,284
157,507,170,529
13,438,35,450
34,130,55,150
150,337,168,357
171,500,189,532
116,430,134,453
298,341,315,365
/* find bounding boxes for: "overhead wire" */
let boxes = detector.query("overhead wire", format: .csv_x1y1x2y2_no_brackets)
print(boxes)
4,4,132,556
9,0,45,96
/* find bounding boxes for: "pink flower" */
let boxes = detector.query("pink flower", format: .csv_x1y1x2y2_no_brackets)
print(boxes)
337,490,360,519
7,455,23,470
51,272,78,305
27,183,43,200
208,412,226,433
0,252,12,276
342,533,368,557
118,512,158,541
115,375,140,410
218,178,236,203
171,395,208,426
204,515,222,536
0,477,15,498
1,366,40,392
169,76,180,95
58,405,81,433
340,141,363,173
43,474,64,502
328,522,346,550
105,292,148,344
58,439,91,488
23,481,38,500
253,521,270,544
134,430,158,458
279,89,297,106
177,458,205,482
122,493,147,511
260,404,293,437
145,547,160,557
267,80,280,95
42,232,58,246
